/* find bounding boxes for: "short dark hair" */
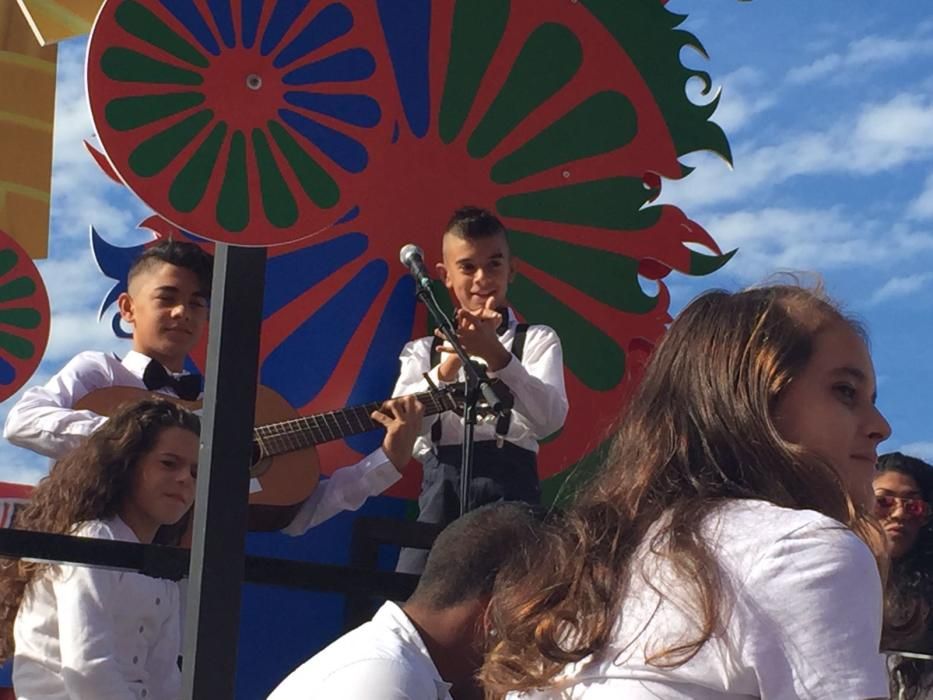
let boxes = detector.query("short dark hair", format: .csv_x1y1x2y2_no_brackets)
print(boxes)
410,502,547,609
445,206,508,243
128,240,213,295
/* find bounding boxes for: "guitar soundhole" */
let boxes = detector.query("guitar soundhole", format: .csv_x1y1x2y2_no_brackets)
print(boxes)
249,442,272,478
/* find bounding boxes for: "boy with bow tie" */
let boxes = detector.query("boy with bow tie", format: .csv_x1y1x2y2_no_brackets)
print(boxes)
392,207,569,574
4,240,422,535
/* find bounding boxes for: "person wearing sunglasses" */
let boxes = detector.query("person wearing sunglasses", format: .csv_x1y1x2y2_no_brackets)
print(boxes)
874,452,933,699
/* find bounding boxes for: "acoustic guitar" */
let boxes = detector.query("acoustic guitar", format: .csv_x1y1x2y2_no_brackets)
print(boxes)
75,384,462,530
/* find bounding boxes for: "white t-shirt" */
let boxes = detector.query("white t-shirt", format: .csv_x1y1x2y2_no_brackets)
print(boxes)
267,601,452,699
517,500,889,700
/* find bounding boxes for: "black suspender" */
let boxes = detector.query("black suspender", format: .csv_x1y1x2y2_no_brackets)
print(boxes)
430,323,529,444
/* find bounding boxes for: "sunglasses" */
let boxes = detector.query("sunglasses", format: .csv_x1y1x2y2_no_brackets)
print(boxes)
874,495,931,521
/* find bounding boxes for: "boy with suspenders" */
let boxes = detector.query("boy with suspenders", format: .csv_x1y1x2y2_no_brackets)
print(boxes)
392,207,568,573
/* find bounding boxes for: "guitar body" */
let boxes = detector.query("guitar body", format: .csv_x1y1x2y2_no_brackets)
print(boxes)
74,385,320,531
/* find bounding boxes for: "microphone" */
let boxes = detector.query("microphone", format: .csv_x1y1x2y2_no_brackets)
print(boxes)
399,244,433,292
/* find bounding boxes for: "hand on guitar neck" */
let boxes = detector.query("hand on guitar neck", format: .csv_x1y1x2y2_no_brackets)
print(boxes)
370,395,424,470
74,384,456,534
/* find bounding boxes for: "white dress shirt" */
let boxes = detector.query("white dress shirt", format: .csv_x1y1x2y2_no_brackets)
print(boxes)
13,516,181,700
392,309,568,460
3,350,401,536
267,601,453,700
516,500,889,700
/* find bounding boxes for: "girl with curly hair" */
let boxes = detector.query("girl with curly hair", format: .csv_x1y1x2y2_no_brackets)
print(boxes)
481,284,892,699
875,452,933,699
0,398,199,699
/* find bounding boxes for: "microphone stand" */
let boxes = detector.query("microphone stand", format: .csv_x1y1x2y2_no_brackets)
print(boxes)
413,281,511,516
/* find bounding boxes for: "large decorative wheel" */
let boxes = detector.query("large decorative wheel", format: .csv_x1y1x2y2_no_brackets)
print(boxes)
0,230,50,402
88,0,734,491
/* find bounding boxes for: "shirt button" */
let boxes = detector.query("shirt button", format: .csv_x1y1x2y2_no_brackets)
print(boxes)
139,625,144,634
133,656,138,664
155,597,161,605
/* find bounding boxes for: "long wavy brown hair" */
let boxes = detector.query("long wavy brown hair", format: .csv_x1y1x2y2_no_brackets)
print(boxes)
0,398,199,661
480,284,887,696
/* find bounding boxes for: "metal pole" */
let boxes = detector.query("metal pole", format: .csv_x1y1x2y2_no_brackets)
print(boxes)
181,244,266,700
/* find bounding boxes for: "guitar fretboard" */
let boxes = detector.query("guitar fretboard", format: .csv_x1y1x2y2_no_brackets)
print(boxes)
252,390,451,457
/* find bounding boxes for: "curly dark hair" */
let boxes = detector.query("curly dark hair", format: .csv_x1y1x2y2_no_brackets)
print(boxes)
0,398,199,661
877,452,933,700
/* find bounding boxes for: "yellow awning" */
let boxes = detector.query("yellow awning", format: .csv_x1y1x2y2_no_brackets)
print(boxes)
0,3,58,259
15,0,101,47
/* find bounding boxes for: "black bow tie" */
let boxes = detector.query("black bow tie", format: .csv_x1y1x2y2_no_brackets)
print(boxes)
143,360,202,401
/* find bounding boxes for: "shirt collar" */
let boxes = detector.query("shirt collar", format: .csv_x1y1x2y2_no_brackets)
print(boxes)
122,350,192,379
104,515,141,543
374,602,453,698
121,350,155,380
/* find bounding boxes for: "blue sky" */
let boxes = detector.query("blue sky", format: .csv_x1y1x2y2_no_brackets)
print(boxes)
1,1,932,485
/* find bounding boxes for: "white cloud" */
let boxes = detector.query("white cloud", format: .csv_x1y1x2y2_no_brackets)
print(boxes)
661,91,933,211
702,67,777,134
850,94,933,171
786,35,933,85
50,38,150,248
37,253,120,313
699,207,933,283
868,273,933,306
897,441,933,463
0,453,48,487
909,172,933,219
44,312,128,364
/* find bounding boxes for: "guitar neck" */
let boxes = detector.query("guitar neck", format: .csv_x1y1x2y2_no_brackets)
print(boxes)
254,390,449,457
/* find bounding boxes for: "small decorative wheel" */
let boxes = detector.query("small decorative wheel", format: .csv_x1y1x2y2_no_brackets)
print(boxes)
0,230,50,402
87,0,385,246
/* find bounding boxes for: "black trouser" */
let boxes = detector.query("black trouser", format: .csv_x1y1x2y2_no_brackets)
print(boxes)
395,441,539,574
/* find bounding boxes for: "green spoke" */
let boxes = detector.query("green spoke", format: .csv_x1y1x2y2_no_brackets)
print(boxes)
115,0,209,69
102,47,204,86
252,129,298,228
0,277,35,303
510,273,624,391
217,132,250,233
267,121,339,209
128,109,214,177
498,177,661,231
106,92,205,131
468,23,582,158
0,330,34,359
0,250,17,277
0,308,41,329
169,122,228,212
509,229,657,313
491,91,637,184
438,0,509,144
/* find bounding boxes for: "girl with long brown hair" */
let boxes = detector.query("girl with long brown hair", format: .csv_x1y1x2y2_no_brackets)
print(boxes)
0,398,199,700
482,284,892,699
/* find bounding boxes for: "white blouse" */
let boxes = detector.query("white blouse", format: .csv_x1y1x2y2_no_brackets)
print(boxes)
517,500,889,700
13,517,181,700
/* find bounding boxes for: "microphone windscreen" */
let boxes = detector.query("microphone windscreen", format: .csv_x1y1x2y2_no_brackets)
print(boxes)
399,244,424,265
